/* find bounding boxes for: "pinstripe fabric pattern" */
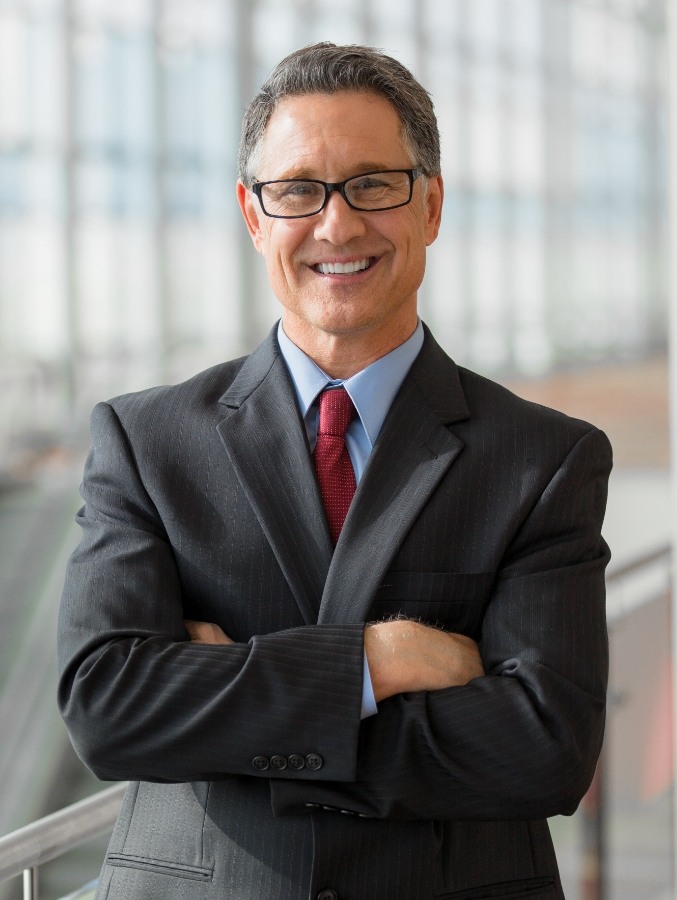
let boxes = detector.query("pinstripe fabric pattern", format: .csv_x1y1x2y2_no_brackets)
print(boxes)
58,324,610,899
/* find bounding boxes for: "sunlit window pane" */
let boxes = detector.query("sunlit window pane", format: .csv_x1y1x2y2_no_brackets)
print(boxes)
0,13,28,143
0,0,668,420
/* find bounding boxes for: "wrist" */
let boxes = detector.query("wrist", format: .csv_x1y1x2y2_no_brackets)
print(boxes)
364,621,412,701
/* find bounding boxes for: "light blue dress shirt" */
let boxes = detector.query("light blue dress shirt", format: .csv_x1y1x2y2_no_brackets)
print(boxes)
276,320,425,717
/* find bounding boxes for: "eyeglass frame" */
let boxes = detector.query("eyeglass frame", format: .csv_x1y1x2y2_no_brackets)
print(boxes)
250,167,424,219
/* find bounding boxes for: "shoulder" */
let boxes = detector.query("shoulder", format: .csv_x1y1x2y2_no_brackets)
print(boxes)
105,356,248,419
83,356,258,487
416,325,610,460
98,326,281,429
458,364,589,431
86,357,247,445
454,365,612,473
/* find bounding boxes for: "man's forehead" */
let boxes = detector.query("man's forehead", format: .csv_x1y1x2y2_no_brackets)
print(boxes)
257,91,408,177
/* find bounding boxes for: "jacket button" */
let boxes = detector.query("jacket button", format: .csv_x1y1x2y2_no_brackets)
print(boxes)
306,753,324,771
270,754,287,770
316,891,338,900
252,755,269,771
288,753,306,770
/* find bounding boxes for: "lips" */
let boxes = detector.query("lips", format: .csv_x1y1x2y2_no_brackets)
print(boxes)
313,257,374,275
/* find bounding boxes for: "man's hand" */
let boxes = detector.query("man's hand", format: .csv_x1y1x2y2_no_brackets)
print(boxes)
364,619,484,702
184,620,233,645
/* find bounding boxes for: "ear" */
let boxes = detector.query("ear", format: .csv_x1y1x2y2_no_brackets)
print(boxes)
423,175,444,246
236,180,266,254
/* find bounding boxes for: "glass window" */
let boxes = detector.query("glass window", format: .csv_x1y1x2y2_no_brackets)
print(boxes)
0,12,29,143
468,233,508,369
468,101,503,187
253,1,302,64
0,0,669,420
75,0,151,28
424,0,461,44
505,0,541,62
570,5,608,84
608,16,640,89
464,0,502,52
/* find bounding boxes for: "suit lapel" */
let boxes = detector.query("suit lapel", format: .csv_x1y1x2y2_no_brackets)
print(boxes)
318,330,470,625
216,326,471,628
216,331,332,625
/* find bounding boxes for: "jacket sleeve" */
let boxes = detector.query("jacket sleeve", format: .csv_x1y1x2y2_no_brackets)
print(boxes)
57,400,366,785
270,426,612,821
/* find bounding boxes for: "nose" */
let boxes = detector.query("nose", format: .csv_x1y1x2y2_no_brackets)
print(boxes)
312,190,367,245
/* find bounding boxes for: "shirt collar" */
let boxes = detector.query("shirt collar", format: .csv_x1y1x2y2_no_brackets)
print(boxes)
277,319,424,447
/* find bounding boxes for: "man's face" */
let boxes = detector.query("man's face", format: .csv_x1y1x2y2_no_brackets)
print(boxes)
237,91,443,353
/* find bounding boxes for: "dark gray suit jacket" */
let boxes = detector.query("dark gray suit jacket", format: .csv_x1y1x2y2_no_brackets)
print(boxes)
58,324,611,899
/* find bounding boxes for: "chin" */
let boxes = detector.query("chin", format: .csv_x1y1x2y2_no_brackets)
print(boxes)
313,309,379,337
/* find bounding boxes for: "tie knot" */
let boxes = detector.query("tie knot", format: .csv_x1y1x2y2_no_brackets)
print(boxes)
317,387,355,438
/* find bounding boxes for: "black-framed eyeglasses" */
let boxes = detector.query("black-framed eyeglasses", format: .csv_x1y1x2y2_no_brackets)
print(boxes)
251,168,424,219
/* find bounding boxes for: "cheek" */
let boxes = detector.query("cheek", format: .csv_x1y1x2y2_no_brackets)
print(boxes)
263,246,301,298
391,226,426,270
267,226,308,269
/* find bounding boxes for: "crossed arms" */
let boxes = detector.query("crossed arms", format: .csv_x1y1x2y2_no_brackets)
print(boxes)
186,617,485,701
58,396,611,823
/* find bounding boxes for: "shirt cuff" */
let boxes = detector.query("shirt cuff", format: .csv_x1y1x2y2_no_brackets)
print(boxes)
361,649,378,718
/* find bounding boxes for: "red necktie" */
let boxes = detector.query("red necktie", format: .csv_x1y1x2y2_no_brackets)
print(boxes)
313,387,357,545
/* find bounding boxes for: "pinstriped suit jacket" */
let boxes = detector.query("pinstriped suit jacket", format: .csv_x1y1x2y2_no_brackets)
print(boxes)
58,324,611,900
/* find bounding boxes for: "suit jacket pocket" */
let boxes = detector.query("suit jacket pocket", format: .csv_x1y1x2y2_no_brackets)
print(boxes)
104,781,214,880
106,854,212,882
370,571,495,638
437,876,556,898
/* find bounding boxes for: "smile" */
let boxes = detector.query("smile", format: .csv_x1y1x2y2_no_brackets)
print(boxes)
313,258,374,275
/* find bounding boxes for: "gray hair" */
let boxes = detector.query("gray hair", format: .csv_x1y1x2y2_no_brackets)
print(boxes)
238,42,441,186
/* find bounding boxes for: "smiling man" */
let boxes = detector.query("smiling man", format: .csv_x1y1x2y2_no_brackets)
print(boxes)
237,90,441,378
58,43,612,900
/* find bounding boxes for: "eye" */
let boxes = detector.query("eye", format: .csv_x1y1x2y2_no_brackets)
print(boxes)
352,175,391,191
281,182,318,197
273,181,324,201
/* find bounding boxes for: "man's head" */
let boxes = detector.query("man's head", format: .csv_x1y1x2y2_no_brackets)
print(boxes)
236,44,443,376
238,42,441,188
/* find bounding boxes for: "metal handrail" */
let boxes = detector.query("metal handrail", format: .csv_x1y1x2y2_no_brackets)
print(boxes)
606,542,671,584
606,543,672,626
0,782,127,898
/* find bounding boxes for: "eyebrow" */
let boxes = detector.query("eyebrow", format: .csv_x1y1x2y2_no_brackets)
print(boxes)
263,163,398,182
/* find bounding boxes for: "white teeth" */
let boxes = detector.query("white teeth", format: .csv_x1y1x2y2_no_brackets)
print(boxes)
316,259,371,275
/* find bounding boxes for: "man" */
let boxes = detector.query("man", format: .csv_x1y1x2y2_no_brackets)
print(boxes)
58,43,611,900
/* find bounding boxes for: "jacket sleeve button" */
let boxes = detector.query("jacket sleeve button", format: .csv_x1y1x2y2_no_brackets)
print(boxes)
288,753,306,770
316,891,338,900
305,753,324,771
270,754,288,770
252,755,270,771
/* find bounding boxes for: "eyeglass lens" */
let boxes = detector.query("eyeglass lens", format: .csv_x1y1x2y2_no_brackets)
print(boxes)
259,171,413,217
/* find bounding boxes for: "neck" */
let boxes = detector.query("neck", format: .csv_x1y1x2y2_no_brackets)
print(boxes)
281,316,418,380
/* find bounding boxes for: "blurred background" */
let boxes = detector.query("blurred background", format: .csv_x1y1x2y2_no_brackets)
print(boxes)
0,0,672,898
